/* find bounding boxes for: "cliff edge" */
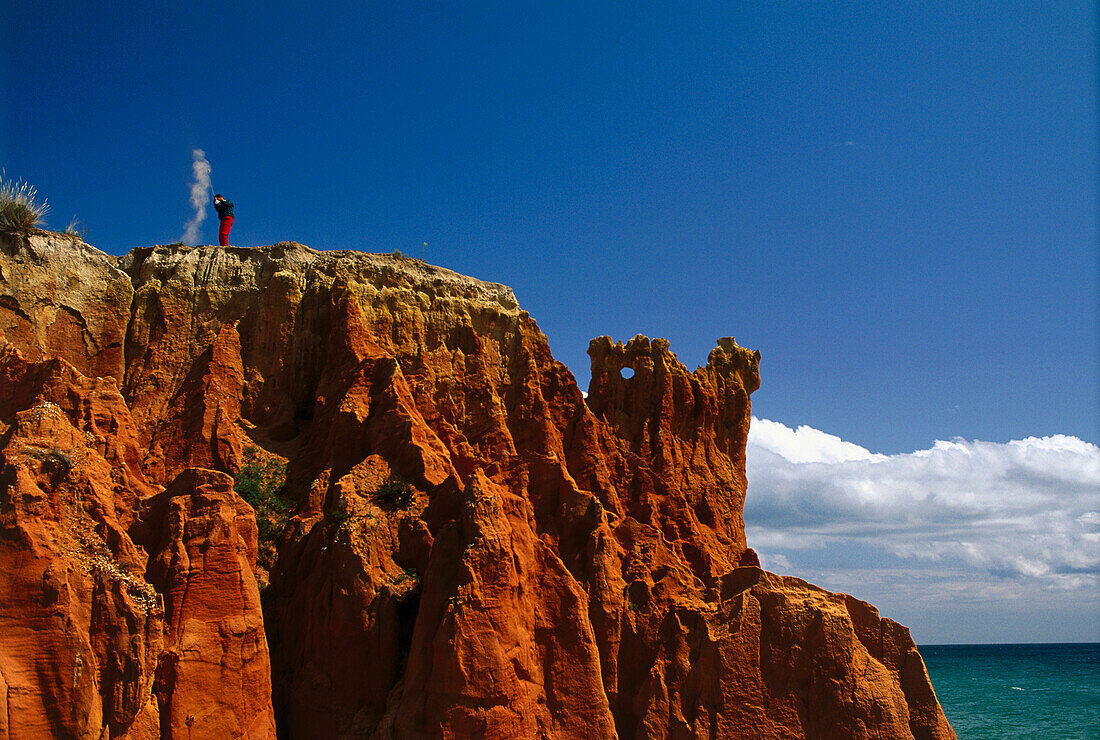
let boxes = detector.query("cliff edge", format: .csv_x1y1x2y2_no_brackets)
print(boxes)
0,232,954,739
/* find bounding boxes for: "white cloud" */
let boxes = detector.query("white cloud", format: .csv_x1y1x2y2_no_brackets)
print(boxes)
745,418,1100,602
759,552,792,572
749,417,886,464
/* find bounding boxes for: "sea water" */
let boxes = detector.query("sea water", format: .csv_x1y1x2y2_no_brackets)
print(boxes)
920,643,1100,739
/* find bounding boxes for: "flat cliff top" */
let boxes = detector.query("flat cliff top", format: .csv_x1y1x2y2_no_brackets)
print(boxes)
5,233,519,315
121,241,521,314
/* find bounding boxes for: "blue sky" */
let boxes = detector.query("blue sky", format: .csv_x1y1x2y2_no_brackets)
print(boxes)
3,2,1096,642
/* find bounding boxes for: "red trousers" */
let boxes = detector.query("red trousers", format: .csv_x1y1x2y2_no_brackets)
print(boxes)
218,217,233,246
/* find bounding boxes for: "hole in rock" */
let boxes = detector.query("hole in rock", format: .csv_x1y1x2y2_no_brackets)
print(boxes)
620,367,635,379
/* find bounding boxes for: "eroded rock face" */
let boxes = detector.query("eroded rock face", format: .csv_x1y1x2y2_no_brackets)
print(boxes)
0,233,954,739
136,468,275,739
0,232,132,382
0,337,276,739
621,567,953,740
0,341,162,740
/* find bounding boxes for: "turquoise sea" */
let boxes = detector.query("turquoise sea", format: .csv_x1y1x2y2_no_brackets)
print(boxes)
920,643,1099,739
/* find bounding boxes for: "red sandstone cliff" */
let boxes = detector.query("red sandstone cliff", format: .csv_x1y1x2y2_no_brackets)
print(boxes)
0,232,954,739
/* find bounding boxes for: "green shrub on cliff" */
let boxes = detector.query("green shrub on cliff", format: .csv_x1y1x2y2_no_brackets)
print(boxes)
373,477,414,511
0,172,48,232
234,446,291,568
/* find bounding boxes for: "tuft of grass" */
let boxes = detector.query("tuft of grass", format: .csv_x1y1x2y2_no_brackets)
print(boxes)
64,216,86,239
0,171,49,232
234,446,291,569
373,477,414,511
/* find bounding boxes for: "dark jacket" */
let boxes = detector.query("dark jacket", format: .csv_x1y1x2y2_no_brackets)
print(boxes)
214,199,234,220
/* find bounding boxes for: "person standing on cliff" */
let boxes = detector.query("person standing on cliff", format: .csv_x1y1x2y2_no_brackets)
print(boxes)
213,194,234,246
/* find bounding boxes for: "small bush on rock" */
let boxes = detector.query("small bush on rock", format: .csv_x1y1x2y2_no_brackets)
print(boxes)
45,448,72,470
42,448,73,480
0,172,48,232
374,477,414,511
234,446,291,568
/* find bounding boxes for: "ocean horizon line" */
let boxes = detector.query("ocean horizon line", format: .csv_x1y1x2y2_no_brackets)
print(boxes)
919,640,1100,648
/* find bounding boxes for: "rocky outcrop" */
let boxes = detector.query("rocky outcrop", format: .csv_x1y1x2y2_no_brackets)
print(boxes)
136,469,275,739
0,337,275,739
0,233,132,381
0,337,161,739
0,232,954,739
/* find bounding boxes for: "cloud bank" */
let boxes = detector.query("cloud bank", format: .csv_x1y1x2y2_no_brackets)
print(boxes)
745,418,1100,641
